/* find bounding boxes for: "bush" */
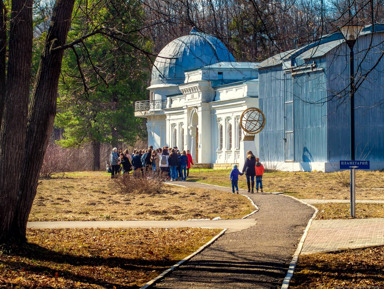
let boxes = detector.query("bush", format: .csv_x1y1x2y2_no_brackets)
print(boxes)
114,174,165,195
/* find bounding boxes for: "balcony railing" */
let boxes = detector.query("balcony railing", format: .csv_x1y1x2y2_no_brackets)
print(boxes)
135,100,166,112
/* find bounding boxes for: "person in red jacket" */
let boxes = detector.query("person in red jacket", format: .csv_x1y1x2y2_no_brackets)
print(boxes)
186,150,194,177
255,157,265,192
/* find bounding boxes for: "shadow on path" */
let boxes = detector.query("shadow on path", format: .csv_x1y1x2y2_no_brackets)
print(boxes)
152,182,315,289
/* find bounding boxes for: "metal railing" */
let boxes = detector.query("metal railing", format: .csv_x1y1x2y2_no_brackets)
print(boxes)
134,100,166,112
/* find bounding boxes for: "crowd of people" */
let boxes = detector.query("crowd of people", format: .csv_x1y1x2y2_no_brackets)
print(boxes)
109,147,265,194
108,146,194,181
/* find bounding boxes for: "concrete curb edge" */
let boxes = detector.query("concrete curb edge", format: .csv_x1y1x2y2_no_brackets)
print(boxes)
140,228,227,289
280,195,318,289
241,194,260,219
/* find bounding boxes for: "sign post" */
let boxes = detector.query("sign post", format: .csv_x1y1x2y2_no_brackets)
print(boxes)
340,160,370,218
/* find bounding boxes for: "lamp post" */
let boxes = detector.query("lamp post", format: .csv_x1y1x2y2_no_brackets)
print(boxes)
340,24,364,218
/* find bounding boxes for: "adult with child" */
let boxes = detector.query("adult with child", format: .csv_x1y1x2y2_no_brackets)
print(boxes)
255,157,265,192
242,150,257,193
230,164,243,194
109,147,120,179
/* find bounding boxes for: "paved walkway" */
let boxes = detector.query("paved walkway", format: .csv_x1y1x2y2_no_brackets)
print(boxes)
301,218,384,254
27,181,384,288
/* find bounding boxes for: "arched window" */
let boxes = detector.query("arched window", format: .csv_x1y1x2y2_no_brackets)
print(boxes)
172,125,177,148
217,121,223,151
180,124,185,150
226,118,232,150
236,117,242,149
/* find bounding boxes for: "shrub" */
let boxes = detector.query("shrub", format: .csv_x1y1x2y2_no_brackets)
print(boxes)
114,174,165,195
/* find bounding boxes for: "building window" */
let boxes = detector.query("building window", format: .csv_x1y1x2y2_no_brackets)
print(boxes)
236,120,243,149
218,123,223,151
172,125,177,148
226,118,232,150
236,118,242,149
180,125,185,150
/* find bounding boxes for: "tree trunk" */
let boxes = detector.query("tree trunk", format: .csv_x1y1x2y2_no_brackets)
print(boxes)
0,2,6,121
0,0,33,244
92,140,101,171
9,0,75,243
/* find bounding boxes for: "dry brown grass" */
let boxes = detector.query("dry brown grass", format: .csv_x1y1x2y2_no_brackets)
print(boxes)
30,171,254,222
315,203,384,219
0,228,220,288
290,246,384,288
190,169,384,200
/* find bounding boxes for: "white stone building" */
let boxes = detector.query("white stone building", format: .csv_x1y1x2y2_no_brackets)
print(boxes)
135,29,259,167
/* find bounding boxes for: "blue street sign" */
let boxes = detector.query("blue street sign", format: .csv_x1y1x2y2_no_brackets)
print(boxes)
340,160,370,170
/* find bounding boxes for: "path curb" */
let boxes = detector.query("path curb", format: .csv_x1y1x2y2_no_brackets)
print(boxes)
140,229,227,289
281,196,318,289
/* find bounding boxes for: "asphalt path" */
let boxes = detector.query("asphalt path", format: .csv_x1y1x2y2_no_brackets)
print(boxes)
152,182,315,289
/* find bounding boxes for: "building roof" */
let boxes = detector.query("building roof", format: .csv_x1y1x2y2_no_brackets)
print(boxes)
150,28,235,86
259,24,384,70
258,50,296,69
199,62,258,70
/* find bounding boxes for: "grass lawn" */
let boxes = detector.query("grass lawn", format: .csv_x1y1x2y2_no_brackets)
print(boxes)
1,171,250,288
2,169,384,288
189,168,384,201
30,171,254,221
0,228,220,288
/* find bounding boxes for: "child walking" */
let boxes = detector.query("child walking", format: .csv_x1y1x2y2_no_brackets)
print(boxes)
255,157,265,192
230,164,243,194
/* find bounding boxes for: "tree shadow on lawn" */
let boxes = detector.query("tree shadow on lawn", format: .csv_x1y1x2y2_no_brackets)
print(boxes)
2,242,174,288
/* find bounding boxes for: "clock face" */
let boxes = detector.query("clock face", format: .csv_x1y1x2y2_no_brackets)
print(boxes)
240,107,266,135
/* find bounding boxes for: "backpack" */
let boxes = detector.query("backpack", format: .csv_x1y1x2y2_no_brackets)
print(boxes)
160,155,169,166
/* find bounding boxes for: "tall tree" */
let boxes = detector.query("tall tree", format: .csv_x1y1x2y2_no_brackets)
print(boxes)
55,0,149,170
0,0,76,243
0,0,151,243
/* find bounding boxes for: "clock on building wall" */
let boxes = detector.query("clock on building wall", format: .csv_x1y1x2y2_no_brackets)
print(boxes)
240,107,266,135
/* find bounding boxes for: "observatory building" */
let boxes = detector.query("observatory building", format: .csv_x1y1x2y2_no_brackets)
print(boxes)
135,26,384,172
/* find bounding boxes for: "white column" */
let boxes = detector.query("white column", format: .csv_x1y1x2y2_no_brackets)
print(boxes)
165,116,171,147
198,103,211,163
239,134,256,170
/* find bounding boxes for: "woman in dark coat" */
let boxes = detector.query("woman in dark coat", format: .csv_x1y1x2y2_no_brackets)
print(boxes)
242,150,256,193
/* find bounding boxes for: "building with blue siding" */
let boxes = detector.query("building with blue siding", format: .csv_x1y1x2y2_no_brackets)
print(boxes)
258,24,384,171
135,25,384,172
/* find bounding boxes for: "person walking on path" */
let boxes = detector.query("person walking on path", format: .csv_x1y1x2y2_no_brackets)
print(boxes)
109,148,120,178
186,150,194,177
255,157,264,192
242,150,257,193
230,164,243,193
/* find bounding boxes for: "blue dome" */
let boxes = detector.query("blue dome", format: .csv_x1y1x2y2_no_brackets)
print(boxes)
151,29,235,86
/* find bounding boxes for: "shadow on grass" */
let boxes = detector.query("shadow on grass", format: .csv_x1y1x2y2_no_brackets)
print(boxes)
1,242,174,288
